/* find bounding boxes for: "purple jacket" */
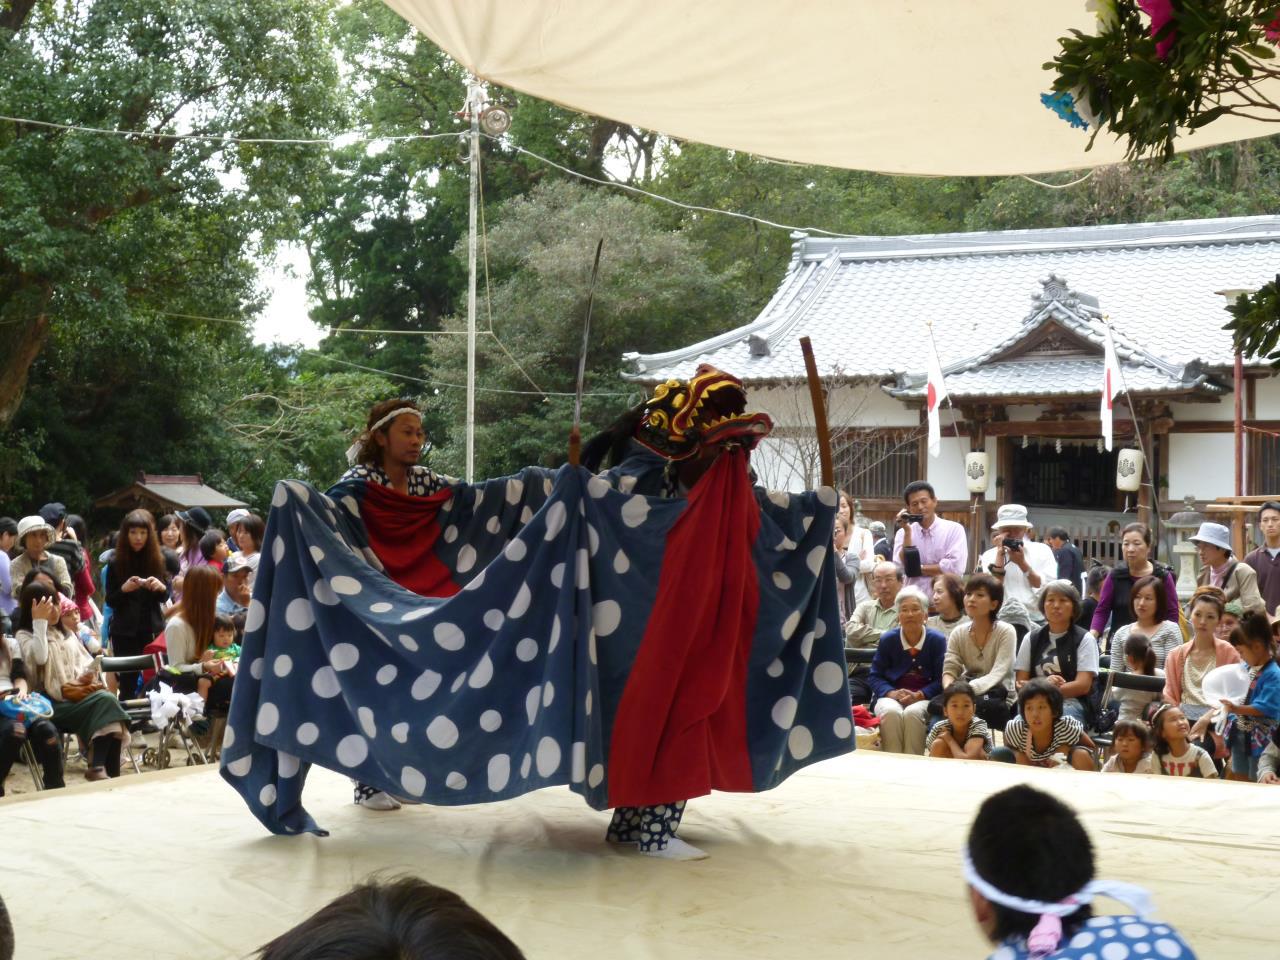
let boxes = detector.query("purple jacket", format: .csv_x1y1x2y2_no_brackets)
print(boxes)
1089,563,1178,635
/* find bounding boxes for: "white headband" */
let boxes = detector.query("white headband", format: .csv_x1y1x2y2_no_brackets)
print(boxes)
345,407,422,465
962,849,1154,956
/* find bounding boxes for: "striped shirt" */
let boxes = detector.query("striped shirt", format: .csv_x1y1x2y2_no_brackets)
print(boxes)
1002,715,1085,765
924,717,993,755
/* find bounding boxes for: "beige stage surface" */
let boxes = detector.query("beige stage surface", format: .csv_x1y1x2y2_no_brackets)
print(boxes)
5,751,1274,959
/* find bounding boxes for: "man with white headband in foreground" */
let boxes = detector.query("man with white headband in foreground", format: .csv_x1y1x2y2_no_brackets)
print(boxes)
964,784,1196,959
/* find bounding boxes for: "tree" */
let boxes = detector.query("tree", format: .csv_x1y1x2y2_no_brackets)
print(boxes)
422,180,741,478
0,0,345,428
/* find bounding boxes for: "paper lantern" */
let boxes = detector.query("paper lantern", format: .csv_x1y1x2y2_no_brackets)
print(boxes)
964,452,990,494
1116,448,1143,492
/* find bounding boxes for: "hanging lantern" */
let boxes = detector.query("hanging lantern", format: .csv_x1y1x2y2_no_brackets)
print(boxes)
1021,435,1029,449
1116,448,1144,492
1055,438,1063,454
964,452,990,494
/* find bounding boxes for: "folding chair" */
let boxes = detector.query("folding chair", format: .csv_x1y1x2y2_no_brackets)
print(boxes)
18,737,47,791
98,653,172,774
1093,669,1165,755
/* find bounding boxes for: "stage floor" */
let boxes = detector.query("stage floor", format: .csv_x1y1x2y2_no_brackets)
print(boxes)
5,750,1273,959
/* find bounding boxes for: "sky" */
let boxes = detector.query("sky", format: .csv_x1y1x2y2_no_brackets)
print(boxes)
253,242,326,349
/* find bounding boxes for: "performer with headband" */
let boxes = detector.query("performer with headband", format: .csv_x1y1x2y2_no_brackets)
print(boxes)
340,398,452,810
964,784,1196,959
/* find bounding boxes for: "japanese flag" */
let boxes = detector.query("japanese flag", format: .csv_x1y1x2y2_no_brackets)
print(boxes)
1101,324,1123,451
926,341,948,458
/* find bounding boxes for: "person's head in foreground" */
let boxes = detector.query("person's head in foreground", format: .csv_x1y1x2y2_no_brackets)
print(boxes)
257,876,525,960
966,785,1197,958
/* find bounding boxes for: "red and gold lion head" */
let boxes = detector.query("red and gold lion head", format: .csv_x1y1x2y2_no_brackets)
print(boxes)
634,364,773,461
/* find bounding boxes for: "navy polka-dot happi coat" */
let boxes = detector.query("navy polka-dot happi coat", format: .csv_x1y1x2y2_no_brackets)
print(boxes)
220,452,853,835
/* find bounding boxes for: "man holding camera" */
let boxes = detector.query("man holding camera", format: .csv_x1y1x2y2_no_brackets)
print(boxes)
892,481,968,594
977,505,1058,630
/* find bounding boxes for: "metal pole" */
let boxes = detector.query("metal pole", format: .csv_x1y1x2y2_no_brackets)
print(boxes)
1235,349,1245,497
465,81,482,483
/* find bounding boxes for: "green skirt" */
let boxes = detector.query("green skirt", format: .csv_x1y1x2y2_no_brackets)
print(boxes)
51,690,129,743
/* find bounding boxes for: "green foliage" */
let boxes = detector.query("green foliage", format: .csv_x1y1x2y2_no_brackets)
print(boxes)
1048,1,1280,160
1224,280,1280,361
423,180,737,478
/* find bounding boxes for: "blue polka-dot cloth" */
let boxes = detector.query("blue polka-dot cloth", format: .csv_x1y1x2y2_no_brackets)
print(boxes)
989,915,1198,959
220,465,853,835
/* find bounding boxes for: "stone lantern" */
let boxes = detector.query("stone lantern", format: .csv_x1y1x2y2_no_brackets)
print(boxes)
1166,496,1205,602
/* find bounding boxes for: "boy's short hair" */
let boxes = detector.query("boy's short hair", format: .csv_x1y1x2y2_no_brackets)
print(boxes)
213,613,236,635
967,785,1095,942
1016,678,1063,720
1111,718,1150,749
256,876,525,960
941,680,976,708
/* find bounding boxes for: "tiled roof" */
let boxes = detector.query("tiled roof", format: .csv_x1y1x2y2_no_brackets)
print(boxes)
893,358,1217,401
622,215,1280,384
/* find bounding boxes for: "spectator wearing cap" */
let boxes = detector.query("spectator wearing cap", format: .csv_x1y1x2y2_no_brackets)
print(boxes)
1243,500,1280,616
176,507,213,574
976,505,1059,633
0,518,16,634
1192,521,1265,615
9,517,72,600
217,554,253,617
225,508,251,551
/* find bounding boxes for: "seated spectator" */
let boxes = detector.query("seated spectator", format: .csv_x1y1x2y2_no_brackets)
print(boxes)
0,887,11,960
927,572,969,640
160,566,234,714
105,510,171,699
869,585,946,755
1108,575,1183,670
0,517,16,636
845,561,903,707
1216,599,1243,643
0,625,65,795
255,876,526,960
997,679,1095,770
1149,703,1217,778
234,513,265,588
198,613,241,704
14,581,129,781
1101,718,1156,774
964,784,1197,959
217,554,253,616
1109,633,1163,725
1220,612,1280,782
1258,727,1280,784
938,573,1016,731
58,595,99,655
1191,521,1265,615
925,681,992,760
1164,591,1241,726
1078,564,1108,631
8,516,72,600
1015,581,1099,725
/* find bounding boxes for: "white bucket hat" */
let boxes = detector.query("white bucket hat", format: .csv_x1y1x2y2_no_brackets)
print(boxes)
992,504,1033,531
16,515,53,547
1189,521,1233,554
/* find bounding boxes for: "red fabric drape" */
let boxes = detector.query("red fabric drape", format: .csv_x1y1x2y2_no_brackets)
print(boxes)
606,450,761,806
357,482,459,599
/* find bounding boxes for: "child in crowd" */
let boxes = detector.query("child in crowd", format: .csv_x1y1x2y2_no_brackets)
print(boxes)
199,529,229,573
1113,633,1163,724
58,596,99,655
964,784,1198,959
1150,703,1217,778
998,679,1095,770
1220,612,1280,782
1101,719,1156,774
925,681,992,760
1216,600,1242,643
197,613,240,703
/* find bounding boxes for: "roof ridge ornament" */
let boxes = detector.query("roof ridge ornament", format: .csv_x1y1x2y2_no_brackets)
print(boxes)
1036,272,1076,307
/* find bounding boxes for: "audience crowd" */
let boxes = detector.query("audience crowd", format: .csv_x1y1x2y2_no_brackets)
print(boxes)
0,500,264,794
834,483,1280,784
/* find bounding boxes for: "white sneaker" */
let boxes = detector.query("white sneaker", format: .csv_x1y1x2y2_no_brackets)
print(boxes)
356,790,402,811
640,837,708,861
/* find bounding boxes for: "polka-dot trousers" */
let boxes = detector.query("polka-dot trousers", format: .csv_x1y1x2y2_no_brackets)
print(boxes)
606,801,687,852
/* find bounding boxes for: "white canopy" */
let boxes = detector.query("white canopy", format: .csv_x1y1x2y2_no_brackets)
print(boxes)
383,0,1280,176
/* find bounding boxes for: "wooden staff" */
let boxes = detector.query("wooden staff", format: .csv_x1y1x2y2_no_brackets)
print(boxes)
568,239,604,467
800,336,833,488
